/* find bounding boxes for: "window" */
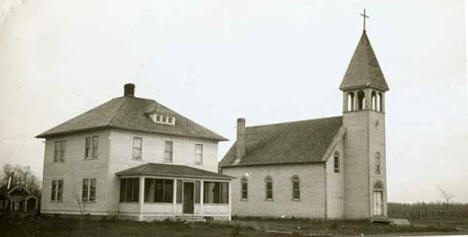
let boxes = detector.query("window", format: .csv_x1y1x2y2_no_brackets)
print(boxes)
54,141,66,162
195,144,203,165
150,113,176,125
375,152,381,175
164,141,173,163
82,178,96,202
357,90,366,110
291,175,300,200
347,92,355,112
144,178,173,203
265,176,273,200
176,180,182,203
133,137,142,160
50,179,63,201
195,181,201,203
119,178,139,202
85,136,99,159
241,176,248,200
334,151,340,173
203,182,229,204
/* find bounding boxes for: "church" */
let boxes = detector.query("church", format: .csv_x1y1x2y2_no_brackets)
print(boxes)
220,26,389,219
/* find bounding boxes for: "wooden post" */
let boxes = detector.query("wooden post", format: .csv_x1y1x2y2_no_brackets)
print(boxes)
172,178,177,218
200,180,204,216
138,176,144,221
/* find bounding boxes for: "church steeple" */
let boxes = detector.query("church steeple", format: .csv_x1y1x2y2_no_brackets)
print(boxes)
339,31,389,92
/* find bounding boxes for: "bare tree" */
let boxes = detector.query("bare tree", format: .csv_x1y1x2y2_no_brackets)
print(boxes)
437,185,454,217
1,164,40,197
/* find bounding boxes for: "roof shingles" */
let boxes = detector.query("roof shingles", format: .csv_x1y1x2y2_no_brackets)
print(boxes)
220,116,343,167
36,96,227,141
116,163,234,180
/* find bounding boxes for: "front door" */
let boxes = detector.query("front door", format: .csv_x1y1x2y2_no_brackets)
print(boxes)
373,191,383,216
183,182,194,214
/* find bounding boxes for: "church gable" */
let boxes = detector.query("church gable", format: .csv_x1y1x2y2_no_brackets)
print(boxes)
220,116,343,167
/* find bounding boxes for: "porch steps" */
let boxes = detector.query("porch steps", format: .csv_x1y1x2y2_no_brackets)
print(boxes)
175,215,207,222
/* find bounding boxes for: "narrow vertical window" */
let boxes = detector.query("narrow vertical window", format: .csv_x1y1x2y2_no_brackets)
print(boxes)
164,141,173,163
85,136,99,159
375,152,381,175
334,151,340,173
54,141,66,162
133,137,142,160
291,175,300,200
195,144,203,165
241,176,248,200
82,178,89,201
89,179,96,201
51,180,57,201
265,176,273,200
176,180,182,203
57,180,63,201
92,136,99,158
85,137,91,158
195,181,201,203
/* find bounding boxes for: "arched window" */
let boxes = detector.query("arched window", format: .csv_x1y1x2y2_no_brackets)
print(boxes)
265,176,273,200
347,92,355,111
378,93,383,112
333,151,340,173
357,90,366,110
371,91,377,111
373,180,384,190
241,176,248,200
291,175,300,200
375,152,381,175
373,181,384,216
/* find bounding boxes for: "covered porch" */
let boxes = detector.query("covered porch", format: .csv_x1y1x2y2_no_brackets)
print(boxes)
116,163,234,222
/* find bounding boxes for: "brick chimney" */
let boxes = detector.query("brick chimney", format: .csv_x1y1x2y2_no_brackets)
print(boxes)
124,83,135,97
236,118,246,161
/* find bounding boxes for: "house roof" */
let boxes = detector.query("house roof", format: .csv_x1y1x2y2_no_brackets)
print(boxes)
339,31,389,91
116,163,235,180
36,95,227,141
219,116,343,168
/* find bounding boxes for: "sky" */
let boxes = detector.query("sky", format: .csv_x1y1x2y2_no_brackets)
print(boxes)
0,0,466,203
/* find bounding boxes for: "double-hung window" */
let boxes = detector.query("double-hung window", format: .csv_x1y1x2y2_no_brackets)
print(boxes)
54,141,66,162
195,144,203,165
85,136,99,159
82,178,96,202
51,179,63,201
164,141,173,163
133,137,142,160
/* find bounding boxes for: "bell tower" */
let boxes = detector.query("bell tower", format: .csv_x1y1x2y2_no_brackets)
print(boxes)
340,19,389,219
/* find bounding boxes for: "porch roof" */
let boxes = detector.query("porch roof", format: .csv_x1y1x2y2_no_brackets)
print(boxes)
116,163,235,180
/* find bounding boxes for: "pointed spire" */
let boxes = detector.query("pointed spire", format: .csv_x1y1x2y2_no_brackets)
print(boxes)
339,31,389,91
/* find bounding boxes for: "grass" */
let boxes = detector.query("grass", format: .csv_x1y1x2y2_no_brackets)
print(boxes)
0,214,466,237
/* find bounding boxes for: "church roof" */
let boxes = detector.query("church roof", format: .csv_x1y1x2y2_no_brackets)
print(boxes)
116,163,234,180
339,31,389,91
36,95,227,141
219,116,343,168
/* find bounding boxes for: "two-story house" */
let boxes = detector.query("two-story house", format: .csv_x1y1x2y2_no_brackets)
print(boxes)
36,84,233,221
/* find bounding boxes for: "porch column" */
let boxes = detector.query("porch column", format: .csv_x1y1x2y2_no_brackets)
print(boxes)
200,181,204,216
228,181,232,221
138,176,144,221
172,178,177,217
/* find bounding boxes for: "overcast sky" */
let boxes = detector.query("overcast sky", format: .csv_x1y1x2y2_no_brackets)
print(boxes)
0,0,466,203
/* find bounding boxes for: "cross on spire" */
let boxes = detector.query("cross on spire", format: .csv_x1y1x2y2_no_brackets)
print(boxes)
360,9,369,31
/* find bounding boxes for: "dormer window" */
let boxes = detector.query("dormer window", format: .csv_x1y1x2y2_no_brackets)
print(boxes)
149,113,175,125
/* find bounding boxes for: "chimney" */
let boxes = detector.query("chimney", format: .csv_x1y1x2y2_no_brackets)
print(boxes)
124,83,135,97
236,118,246,161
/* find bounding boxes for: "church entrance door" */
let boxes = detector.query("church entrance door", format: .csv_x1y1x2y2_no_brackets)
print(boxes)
373,191,383,216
